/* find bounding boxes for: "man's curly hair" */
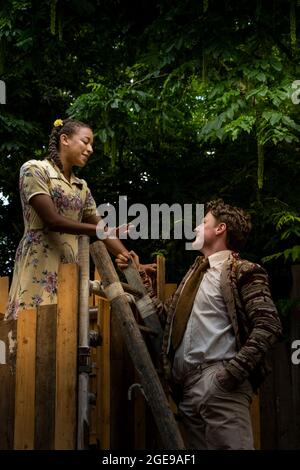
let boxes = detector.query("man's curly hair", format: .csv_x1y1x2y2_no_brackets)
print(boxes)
205,199,252,251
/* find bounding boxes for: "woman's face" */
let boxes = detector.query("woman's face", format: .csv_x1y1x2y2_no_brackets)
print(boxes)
61,126,94,167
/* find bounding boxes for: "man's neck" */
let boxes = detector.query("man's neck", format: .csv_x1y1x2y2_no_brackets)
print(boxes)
201,244,229,258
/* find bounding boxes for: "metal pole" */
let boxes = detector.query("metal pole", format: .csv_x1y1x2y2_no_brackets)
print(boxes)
77,236,90,449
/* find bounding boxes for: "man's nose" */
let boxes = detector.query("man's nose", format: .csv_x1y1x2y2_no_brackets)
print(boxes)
194,224,202,233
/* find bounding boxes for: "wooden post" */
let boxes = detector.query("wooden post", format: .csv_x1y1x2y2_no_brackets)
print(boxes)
97,297,111,449
14,308,37,449
250,394,260,449
156,255,165,302
0,276,9,315
0,317,16,449
55,263,78,449
90,240,185,450
35,304,57,449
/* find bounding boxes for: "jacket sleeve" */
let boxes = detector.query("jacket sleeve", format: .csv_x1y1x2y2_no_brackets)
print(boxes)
225,263,282,383
138,269,176,328
138,258,200,329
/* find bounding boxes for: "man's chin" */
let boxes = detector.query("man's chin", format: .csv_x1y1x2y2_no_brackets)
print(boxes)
192,240,204,251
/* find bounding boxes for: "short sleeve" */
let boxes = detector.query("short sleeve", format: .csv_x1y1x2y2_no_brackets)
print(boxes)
82,184,97,220
19,161,51,204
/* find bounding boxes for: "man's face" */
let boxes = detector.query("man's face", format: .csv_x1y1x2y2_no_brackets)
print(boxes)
192,211,219,251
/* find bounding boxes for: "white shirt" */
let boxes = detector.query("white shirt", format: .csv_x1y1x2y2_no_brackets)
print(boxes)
173,250,237,381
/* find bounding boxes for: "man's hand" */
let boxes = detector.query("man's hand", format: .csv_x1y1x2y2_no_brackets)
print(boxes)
215,368,239,392
115,251,157,277
141,262,157,277
115,250,140,270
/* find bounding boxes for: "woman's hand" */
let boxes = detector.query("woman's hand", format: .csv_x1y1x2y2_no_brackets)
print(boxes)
96,221,133,240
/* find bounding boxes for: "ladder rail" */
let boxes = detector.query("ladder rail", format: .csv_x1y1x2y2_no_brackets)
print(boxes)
90,240,185,450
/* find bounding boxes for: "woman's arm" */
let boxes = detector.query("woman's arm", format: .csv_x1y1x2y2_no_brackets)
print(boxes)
30,194,97,236
82,214,129,255
30,195,130,255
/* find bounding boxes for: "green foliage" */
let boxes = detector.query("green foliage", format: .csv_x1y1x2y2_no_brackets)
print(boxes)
1,0,300,287
262,210,300,263
276,298,300,317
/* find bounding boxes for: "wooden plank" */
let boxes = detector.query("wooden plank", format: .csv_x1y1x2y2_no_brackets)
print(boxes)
133,369,146,449
0,318,17,449
97,298,111,449
0,276,9,315
35,304,57,449
165,283,177,300
110,309,133,449
250,393,260,449
260,350,277,449
14,308,37,449
55,263,78,450
274,342,294,448
156,255,165,302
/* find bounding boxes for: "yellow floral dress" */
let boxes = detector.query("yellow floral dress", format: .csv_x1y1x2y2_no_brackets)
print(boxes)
5,159,97,320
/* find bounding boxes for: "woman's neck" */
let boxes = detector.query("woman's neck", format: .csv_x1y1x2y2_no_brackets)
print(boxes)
59,156,72,181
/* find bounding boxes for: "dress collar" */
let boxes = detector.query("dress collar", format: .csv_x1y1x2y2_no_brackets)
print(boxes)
49,160,83,188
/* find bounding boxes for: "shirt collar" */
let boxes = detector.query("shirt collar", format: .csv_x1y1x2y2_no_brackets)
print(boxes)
208,250,232,268
50,160,83,188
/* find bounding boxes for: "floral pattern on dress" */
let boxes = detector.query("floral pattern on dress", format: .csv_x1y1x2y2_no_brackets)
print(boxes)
51,185,84,214
33,270,57,301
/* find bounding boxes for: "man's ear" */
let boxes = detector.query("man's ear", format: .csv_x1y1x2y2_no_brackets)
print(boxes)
216,222,226,235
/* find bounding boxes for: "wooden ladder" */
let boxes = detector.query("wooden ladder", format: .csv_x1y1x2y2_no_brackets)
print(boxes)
89,240,185,450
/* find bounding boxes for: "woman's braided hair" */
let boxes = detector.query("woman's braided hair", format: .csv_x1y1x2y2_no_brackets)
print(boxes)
47,118,91,171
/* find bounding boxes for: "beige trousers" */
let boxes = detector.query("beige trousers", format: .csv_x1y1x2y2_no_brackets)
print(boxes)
178,362,254,450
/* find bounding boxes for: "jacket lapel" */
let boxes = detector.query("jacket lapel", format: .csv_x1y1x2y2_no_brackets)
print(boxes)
220,254,241,350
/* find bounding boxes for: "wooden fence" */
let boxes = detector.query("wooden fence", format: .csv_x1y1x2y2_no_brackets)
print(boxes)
0,264,78,449
0,255,272,450
260,265,300,449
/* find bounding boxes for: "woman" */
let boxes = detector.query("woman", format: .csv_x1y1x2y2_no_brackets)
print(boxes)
5,118,130,320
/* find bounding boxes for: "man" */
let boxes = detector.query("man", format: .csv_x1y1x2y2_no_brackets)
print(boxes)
116,199,282,450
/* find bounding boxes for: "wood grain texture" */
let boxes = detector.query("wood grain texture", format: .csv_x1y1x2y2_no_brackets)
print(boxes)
55,263,78,449
14,309,37,450
0,318,16,449
35,304,57,449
